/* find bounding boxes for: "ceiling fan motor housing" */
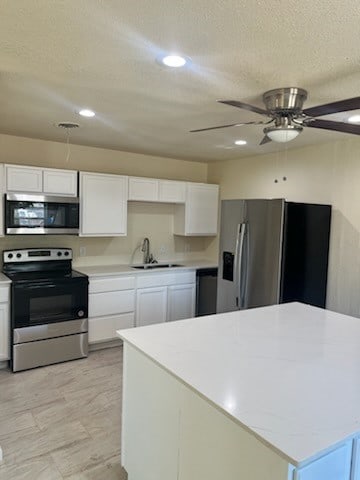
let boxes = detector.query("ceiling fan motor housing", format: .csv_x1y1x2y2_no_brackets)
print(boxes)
263,87,308,114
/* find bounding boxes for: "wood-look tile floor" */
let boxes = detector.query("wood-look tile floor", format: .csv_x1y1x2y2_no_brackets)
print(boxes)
0,347,127,479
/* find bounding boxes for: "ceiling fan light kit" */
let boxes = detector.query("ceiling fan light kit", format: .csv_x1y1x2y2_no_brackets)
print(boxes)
191,87,360,144
264,125,302,143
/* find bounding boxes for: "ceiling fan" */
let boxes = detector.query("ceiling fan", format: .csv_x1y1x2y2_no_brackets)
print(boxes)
190,87,360,144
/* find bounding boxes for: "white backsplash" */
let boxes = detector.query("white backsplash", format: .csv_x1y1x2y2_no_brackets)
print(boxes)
0,202,213,267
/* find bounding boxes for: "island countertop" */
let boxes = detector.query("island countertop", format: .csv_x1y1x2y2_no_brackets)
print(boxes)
118,302,360,467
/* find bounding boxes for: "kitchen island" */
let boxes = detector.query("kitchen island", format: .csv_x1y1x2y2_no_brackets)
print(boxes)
117,303,360,480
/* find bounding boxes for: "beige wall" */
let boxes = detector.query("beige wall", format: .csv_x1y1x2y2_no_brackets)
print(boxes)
207,137,360,317
0,134,209,265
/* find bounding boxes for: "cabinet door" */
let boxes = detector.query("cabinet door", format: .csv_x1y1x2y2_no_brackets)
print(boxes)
158,180,186,203
351,435,360,479
294,440,352,480
6,165,43,193
43,169,78,196
89,313,134,344
0,303,9,361
167,284,195,322
186,183,219,235
80,172,128,236
128,177,159,201
136,287,167,327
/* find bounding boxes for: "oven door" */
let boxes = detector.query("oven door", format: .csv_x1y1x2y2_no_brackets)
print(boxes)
12,278,88,329
5,194,79,234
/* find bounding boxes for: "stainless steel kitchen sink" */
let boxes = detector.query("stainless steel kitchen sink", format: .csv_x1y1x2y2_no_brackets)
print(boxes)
131,263,183,270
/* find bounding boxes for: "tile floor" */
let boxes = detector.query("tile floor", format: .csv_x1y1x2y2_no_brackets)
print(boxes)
0,347,127,479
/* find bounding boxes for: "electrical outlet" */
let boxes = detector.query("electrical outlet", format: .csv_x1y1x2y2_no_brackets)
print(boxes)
79,246,87,257
159,245,166,254
185,242,190,252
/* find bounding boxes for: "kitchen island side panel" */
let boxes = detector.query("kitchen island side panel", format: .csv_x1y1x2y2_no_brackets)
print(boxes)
121,343,293,480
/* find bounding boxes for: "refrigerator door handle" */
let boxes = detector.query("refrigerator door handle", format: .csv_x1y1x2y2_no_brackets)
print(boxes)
234,223,246,309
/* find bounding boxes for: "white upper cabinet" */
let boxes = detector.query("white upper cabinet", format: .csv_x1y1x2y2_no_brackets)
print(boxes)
129,177,186,203
43,168,77,196
6,165,43,193
6,164,78,196
80,172,128,236
158,180,186,203
174,183,219,236
128,177,159,201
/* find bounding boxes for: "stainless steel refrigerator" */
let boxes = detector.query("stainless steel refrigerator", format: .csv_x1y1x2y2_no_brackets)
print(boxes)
216,199,331,313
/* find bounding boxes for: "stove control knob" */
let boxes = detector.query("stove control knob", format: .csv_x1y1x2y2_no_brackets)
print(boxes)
77,310,85,318
57,251,62,257
8,253,13,259
16,253,22,259
64,251,70,257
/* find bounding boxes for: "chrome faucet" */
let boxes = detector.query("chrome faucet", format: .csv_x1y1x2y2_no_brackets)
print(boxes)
141,237,151,264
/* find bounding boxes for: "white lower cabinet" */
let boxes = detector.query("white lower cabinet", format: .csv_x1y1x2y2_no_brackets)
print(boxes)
0,304,9,361
135,271,196,327
89,313,134,344
88,270,196,344
88,275,135,345
351,435,360,480
293,441,352,480
0,289,10,361
167,284,195,322
136,287,168,327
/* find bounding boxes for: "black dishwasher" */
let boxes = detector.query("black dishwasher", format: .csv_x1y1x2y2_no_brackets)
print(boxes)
196,268,218,316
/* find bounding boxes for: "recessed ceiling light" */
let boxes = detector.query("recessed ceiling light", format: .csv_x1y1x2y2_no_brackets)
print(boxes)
157,54,190,68
78,109,95,118
348,114,360,124
234,139,247,146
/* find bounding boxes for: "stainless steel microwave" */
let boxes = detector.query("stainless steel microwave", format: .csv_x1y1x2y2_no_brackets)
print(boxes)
5,194,79,234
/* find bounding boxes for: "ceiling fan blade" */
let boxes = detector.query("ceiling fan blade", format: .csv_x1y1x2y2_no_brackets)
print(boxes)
217,100,268,116
303,97,360,117
190,121,263,133
190,123,242,133
305,119,360,135
259,135,272,145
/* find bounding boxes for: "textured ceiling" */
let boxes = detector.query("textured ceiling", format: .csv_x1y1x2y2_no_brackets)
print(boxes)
0,0,360,162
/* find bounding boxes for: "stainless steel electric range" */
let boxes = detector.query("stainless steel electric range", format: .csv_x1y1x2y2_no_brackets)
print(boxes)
3,248,88,372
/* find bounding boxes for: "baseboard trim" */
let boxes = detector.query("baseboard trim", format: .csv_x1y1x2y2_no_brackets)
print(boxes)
0,361,9,370
89,339,123,351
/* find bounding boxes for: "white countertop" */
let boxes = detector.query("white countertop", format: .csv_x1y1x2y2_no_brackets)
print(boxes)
76,259,217,277
0,273,12,284
118,302,360,467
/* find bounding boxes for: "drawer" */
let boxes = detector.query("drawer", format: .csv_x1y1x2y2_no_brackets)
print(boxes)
0,287,10,303
136,271,196,288
89,276,136,293
294,440,352,480
89,290,135,318
89,313,135,344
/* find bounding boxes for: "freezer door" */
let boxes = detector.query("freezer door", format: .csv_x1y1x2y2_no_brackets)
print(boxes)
241,199,284,309
216,200,245,313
